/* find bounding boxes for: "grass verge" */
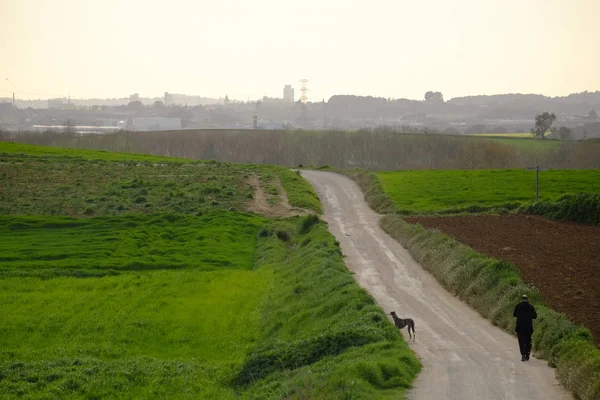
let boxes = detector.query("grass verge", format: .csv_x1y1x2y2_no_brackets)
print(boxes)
278,169,322,213
341,168,600,400
238,216,420,399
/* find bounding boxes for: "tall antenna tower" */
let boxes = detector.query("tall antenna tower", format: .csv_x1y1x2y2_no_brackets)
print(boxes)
299,79,309,104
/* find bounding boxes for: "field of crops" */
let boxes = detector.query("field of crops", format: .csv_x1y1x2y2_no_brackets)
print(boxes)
377,169,600,214
0,142,418,399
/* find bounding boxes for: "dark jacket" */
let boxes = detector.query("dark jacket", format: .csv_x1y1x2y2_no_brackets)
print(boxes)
513,301,537,332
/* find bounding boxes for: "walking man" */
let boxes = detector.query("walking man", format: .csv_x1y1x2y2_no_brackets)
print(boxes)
513,294,537,361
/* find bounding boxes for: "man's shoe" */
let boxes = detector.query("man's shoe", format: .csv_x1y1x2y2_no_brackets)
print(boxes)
521,355,526,361
526,354,530,361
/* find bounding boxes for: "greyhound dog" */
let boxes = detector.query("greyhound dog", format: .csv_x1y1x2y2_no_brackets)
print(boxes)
390,311,416,342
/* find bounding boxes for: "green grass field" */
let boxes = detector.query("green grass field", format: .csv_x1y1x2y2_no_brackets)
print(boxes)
0,142,320,216
377,169,600,214
0,141,190,162
0,215,420,399
0,143,417,398
0,213,270,399
0,213,264,273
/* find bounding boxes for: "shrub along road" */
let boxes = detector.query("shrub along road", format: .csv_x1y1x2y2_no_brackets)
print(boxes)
301,170,570,400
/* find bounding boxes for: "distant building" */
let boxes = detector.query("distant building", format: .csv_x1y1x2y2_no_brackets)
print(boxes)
164,92,173,106
224,94,230,105
129,93,140,102
0,102,13,116
283,85,294,102
132,117,182,131
47,97,75,109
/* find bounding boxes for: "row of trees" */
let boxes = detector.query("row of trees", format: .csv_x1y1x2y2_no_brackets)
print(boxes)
4,129,598,170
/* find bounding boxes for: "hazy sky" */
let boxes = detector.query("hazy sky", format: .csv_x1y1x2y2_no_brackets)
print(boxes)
1,0,599,102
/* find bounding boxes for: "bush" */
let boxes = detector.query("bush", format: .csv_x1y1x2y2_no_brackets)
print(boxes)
298,214,320,234
520,193,600,225
276,229,292,242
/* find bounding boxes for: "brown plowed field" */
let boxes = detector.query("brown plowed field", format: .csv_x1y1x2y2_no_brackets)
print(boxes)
405,214,600,345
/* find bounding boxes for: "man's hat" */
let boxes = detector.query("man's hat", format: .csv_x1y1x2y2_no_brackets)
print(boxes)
522,294,528,299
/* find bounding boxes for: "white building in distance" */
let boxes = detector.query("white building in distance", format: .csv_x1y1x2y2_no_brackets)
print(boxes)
283,85,294,102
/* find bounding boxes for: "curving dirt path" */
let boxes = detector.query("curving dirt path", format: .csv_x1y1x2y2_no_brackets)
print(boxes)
301,170,571,400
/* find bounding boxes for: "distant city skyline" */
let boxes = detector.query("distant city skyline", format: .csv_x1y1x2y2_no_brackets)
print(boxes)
1,0,599,102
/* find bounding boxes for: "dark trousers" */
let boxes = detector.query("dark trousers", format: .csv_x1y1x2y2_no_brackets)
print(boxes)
517,330,533,356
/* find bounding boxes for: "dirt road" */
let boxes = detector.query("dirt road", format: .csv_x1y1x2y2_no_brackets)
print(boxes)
301,170,570,400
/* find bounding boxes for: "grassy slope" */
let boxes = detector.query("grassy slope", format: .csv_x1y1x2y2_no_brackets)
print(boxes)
0,142,321,216
377,169,600,214
240,218,420,399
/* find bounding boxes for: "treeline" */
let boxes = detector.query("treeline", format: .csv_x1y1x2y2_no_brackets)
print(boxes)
2,129,600,170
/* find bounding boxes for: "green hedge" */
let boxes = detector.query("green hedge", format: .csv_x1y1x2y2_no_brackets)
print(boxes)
342,168,600,400
519,193,600,225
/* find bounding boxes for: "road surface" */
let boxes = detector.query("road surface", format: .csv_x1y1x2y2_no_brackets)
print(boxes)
301,170,570,400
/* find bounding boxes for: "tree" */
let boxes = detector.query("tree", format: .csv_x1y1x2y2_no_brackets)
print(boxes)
558,126,572,140
530,111,556,139
127,100,143,111
154,101,165,108
589,109,598,119
424,91,444,103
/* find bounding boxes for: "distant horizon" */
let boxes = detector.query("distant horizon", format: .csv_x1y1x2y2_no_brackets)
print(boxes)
2,88,600,104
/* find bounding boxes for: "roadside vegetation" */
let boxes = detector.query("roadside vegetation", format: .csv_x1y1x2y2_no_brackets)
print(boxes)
343,168,600,400
376,169,600,214
238,217,420,398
